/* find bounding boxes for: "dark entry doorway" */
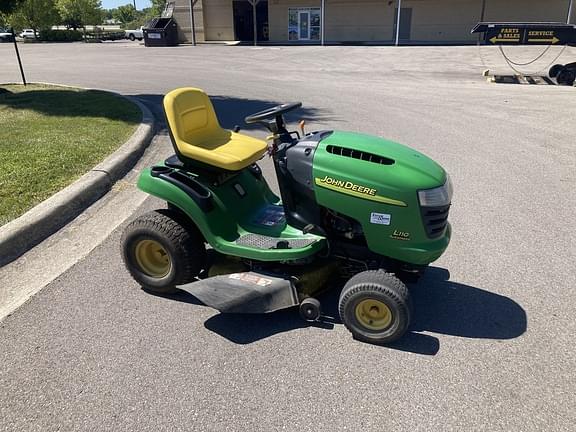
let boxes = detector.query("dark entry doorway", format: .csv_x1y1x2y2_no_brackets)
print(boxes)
233,1,269,42
393,8,412,41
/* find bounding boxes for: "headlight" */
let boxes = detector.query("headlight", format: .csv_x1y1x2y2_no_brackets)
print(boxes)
418,175,453,207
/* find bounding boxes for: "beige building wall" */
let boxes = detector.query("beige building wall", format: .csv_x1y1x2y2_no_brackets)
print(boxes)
173,0,205,43
174,0,573,44
404,0,482,42
269,0,395,42
203,0,235,40
324,0,396,41
484,0,567,22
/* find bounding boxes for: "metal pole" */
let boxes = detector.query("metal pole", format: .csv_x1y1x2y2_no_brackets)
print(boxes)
478,0,487,42
189,0,196,45
480,0,487,22
133,0,136,10
395,0,402,46
252,0,257,46
568,0,574,24
321,0,325,46
11,28,26,86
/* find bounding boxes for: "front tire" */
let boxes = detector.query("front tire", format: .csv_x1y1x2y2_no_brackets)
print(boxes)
338,270,411,345
128,34,135,41
121,209,206,294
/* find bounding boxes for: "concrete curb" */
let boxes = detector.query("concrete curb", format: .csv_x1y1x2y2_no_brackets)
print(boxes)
0,84,156,266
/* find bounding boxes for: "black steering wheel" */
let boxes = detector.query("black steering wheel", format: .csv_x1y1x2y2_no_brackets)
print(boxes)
244,102,302,124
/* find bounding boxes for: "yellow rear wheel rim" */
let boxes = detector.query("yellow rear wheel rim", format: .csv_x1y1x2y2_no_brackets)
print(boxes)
355,299,393,331
134,239,171,278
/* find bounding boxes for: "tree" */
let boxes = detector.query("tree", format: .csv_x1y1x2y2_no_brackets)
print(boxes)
0,0,22,15
10,0,59,35
148,0,166,17
56,0,103,30
112,4,136,25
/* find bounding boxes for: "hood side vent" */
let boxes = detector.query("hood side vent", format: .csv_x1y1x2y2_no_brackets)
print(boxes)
326,145,395,165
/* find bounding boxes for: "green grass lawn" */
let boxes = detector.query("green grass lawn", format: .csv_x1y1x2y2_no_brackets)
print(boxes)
0,84,141,226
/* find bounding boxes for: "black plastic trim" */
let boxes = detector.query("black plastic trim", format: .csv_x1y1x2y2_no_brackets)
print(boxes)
151,166,214,212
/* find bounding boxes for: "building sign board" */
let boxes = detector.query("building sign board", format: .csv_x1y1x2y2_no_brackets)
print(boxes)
472,22,576,45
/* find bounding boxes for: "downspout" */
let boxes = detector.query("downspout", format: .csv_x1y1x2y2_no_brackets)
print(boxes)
395,0,402,46
189,0,196,45
479,0,487,42
321,0,325,46
249,0,261,46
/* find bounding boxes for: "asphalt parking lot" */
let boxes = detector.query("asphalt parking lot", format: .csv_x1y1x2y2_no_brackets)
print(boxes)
1,42,576,431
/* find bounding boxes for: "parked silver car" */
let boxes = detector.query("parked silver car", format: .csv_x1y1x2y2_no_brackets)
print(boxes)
19,29,37,39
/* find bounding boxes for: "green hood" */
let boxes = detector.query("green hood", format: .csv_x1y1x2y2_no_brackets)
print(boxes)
319,131,446,191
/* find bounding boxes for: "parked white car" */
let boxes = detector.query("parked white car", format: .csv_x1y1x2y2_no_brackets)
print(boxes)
19,29,36,39
125,27,144,41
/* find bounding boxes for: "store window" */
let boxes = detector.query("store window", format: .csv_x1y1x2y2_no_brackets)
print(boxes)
288,8,321,41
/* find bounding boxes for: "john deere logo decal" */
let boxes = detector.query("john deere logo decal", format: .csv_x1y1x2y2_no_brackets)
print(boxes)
315,176,407,207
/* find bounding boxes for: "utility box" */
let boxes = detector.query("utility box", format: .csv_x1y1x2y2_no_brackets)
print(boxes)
143,2,179,47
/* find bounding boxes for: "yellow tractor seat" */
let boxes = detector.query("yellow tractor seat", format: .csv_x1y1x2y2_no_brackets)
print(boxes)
163,88,268,171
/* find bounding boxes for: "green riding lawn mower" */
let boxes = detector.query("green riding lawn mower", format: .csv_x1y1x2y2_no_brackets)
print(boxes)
121,88,453,345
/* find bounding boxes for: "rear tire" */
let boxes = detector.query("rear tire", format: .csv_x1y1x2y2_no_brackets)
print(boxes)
556,68,576,86
121,209,206,294
128,34,135,41
338,270,411,345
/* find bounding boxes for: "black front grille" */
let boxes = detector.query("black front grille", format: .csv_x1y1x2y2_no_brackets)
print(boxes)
421,204,450,238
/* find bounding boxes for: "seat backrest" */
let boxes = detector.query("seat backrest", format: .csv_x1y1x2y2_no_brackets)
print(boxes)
163,88,223,149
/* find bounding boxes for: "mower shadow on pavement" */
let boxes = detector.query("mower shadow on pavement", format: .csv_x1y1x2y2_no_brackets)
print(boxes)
132,93,338,130
408,267,527,341
155,267,526,355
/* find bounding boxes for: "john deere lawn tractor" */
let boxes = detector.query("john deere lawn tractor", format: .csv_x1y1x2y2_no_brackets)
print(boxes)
121,88,452,344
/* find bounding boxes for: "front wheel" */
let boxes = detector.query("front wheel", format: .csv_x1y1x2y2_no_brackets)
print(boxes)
121,209,206,294
128,34,135,41
338,270,411,345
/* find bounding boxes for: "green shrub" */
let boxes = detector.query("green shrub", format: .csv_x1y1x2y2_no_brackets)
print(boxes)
38,29,83,42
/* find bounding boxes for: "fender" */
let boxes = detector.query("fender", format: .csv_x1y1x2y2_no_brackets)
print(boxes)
137,167,238,245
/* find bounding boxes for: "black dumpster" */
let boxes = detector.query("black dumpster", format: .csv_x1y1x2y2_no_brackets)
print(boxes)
143,17,178,47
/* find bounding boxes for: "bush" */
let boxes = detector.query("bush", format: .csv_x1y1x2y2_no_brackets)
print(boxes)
84,30,125,41
38,29,83,42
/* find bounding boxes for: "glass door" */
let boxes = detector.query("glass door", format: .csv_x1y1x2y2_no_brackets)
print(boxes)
288,8,320,41
298,11,310,40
